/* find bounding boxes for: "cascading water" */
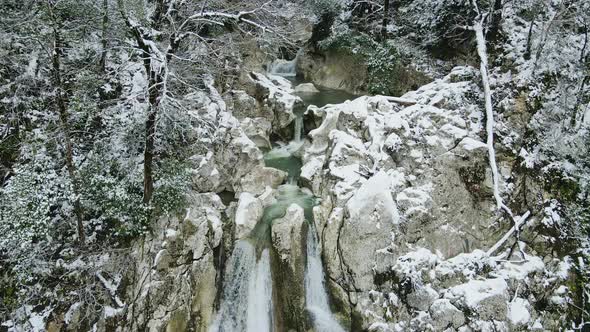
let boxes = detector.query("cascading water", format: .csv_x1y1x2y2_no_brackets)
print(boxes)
268,56,297,77
209,241,273,332
212,58,353,332
293,115,303,142
305,226,345,332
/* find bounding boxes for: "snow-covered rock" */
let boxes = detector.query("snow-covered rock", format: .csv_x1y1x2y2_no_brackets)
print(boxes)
406,284,439,311
429,299,466,330
446,278,509,321
235,192,263,239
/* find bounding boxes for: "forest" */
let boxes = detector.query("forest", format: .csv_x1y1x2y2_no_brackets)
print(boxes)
0,0,589,331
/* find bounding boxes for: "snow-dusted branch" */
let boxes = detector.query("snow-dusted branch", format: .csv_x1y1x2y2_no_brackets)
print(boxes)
381,96,418,106
472,0,532,256
486,211,531,256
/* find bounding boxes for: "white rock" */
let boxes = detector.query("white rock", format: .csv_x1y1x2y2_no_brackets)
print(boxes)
294,83,320,93
154,249,172,270
271,204,305,265
235,193,263,239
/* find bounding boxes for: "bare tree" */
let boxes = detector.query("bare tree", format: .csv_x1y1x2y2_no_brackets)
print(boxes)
117,0,278,204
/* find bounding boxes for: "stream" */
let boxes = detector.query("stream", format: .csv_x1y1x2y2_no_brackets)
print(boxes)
210,59,351,332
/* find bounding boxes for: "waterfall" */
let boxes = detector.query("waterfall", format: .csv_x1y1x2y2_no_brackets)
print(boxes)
293,115,303,142
210,241,273,332
269,58,297,77
305,225,345,332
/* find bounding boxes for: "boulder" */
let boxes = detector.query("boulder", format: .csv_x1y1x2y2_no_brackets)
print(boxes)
271,204,305,268
239,167,287,195
446,278,509,321
294,83,320,94
406,285,439,311
234,192,263,239
270,203,307,331
429,299,465,329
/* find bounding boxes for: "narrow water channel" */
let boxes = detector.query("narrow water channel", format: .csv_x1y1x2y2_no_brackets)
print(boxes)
210,58,352,332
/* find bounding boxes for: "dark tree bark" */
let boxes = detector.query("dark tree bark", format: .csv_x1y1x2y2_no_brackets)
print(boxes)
524,18,535,60
47,1,85,244
99,0,108,72
571,75,588,127
381,0,390,39
488,0,503,41
117,0,166,204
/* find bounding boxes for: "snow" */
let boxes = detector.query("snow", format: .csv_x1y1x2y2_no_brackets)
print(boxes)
446,278,508,309
393,248,439,282
165,229,178,241
508,298,530,326
64,302,81,324
460,137,488,151
234,193,262,238
346,171,400,225
104,306,125,318
435,250,493,279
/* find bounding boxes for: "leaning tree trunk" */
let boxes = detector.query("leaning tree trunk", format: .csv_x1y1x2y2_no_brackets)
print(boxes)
48,4,85,244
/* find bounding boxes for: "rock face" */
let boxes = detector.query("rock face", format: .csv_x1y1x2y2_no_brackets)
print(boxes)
298,67,563,331
124,193,225,332
271,204,305,268
270,204,307,331
246,72,304,131
40,66,574,332
296,50,368,94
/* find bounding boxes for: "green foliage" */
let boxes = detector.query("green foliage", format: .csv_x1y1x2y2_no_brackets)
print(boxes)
319,30,402,95
79,152,191,240
0,157,69,255
152,158,191,216
308,0,345,17
543,169,581,202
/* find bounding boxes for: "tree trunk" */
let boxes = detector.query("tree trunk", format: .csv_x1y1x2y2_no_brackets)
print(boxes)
48,3,85,244
99,0,108,72
524,18,535,60
571,75,588,127
381,0,390,39
488,0,503,41
143,84,159,204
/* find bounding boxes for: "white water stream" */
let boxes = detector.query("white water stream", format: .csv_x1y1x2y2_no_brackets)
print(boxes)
209,241,273,332
305,225,345,332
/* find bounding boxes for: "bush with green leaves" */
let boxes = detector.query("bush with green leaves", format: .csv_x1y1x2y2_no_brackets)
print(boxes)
0,156,70,258
79,150,191,241
309,0,348,17
319,29,402,95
